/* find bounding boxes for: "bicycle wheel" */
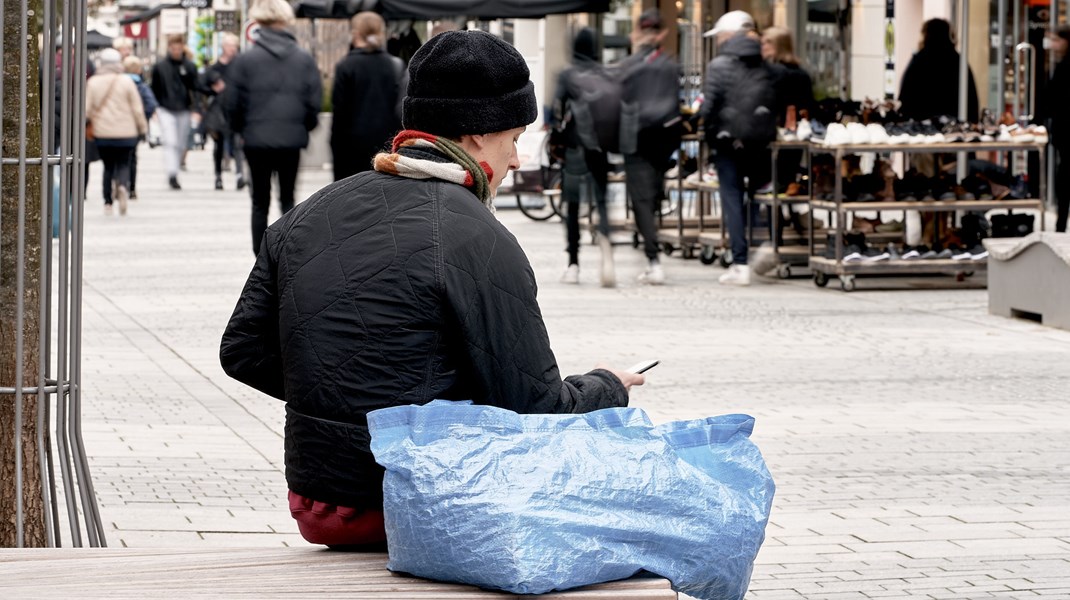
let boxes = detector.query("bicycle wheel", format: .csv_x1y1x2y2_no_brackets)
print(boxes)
517,193,558,221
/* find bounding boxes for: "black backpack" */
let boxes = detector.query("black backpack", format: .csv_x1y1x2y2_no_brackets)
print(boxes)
716,58,777,147
565,65,623,154
618,49,682,161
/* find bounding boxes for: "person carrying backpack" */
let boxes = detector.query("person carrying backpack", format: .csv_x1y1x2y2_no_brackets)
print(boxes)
617,9,682,285
700,11,776,286
549,27,616,287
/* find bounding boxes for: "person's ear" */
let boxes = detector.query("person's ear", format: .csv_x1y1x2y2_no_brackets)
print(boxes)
462,134,487,150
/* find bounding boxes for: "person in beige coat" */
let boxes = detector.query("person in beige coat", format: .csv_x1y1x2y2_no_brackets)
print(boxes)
86,48,147,215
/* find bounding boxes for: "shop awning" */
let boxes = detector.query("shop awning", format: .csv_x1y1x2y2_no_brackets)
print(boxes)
119,3,180,26
293,0,610,20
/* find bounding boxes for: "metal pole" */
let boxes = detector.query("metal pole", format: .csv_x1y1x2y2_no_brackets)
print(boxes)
14,0,32,548
39,0,57,549
997,0,1007,117
1014,0,1021,119
958,0,969,182
1049,0,1058,216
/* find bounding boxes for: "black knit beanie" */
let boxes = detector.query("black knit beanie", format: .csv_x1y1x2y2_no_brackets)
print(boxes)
403,30,537,137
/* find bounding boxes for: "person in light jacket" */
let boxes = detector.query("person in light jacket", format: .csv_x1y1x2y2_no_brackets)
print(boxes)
87,48,147,216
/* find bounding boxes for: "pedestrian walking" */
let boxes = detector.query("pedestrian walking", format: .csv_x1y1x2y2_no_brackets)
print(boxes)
700,11,777,286
204,33,245,190
549,27,615,287
86,48,147,216
220,29,643,549
762,26,812,189
898,19,979,123
123,55,157,201
618,10,682,285
225,0,322,255
1047,26,1070,232
330,11,406,181
151,34,197,190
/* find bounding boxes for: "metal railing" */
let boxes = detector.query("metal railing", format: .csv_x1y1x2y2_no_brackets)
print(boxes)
1,0,104,547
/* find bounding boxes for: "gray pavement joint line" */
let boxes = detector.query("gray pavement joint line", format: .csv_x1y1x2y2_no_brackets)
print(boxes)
83,280,283,460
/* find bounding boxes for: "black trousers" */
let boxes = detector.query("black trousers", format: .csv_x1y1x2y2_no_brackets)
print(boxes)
97,144,134,205
1057,145,1069,233
563,147,610,265
214,131,245,178
624,153,663,261
245,147,300,255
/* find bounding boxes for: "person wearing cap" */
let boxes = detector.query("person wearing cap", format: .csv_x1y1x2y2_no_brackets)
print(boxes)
224,0,322,256
219,30,644,549
700,10,771,286
618,8,682,285
86,48,147,216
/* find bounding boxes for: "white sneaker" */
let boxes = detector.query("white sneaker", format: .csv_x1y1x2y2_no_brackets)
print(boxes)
561,264,579,284
598,237,616,288
796,119,812,141
718,264,751,286
638,263,665,285
865,123,890,144
116,185,129,216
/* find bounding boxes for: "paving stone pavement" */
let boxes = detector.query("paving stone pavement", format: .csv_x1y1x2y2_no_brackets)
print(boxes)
71,144,1070,598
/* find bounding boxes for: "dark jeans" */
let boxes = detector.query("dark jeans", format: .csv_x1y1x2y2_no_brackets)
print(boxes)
245,147,300,255
129,146,138,193
624,153,662,261
563,147,610,265
713,147,769,266
214,131,244,178
97,144,134,205
1057,146,1069,233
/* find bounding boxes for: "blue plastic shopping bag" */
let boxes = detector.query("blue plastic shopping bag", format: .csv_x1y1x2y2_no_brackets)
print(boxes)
367,400,774,599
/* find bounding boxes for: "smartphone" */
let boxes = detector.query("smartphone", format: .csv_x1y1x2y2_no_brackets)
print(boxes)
627,359,659,374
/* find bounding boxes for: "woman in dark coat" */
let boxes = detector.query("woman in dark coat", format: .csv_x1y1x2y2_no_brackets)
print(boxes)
331,11,407,181
1049,26,1070,232
898,18,979,123
225,0,322,255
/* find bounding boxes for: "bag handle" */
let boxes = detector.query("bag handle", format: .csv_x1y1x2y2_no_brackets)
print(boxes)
88,74,122,122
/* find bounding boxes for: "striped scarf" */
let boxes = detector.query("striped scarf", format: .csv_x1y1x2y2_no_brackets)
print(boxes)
373,130,495,209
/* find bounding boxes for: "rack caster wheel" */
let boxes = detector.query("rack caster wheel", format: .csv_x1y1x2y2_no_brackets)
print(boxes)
813,272,829,287
718,253,733,268
699,245,717,265
839,275,856,292
683,246,695,259
776,264,792,279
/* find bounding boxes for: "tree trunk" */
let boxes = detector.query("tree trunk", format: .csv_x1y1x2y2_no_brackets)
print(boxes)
1,0,46,547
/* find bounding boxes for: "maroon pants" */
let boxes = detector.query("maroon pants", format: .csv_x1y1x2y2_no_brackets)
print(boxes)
288,491,386,548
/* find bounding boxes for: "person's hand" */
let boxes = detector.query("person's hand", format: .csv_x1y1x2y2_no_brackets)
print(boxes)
595,363,645,391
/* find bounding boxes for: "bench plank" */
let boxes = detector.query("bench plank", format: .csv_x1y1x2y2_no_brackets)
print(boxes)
0,548,677,599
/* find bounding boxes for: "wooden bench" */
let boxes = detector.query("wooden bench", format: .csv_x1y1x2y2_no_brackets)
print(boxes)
0,548,678,598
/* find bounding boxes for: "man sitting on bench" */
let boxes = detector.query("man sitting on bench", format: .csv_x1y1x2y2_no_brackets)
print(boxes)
219,29,645,550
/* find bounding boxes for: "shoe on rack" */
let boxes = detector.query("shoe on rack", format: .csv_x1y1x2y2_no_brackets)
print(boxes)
561,264,579,284
116,185,128,216
970,245,989,260
215,177,224,191
638,262,665,285
236,176,247,191
935,248,955,259
598,236,616,288
169,176,181,190
718,264,751,286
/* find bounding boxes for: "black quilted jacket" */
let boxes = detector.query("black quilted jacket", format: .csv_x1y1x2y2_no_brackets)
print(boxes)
219,168,629,509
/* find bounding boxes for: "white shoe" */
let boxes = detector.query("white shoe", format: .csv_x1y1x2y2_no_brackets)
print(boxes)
796,119,812,141
846,122,870,145
865,123,890,144
823,123,849,146
561,264,579,284
598,237,616,288
116,185,129,216
637,263,665,285
718,264,751,286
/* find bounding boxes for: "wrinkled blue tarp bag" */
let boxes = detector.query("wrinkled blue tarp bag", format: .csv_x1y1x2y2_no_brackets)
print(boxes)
367,400,775,599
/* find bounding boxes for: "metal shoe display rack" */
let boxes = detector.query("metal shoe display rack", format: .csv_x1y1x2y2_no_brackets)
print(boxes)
806,141,1048,292
652,132,719,260
746,141,814,278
